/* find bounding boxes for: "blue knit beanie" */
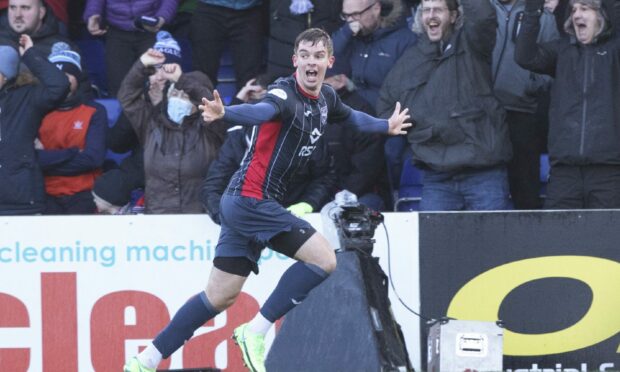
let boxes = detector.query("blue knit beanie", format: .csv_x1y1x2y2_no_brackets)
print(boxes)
48,42,82,78
0,45,19,81
153,31,182,65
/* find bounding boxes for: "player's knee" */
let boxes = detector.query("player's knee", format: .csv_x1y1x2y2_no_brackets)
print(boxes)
205,288,240,311
317,250,337,274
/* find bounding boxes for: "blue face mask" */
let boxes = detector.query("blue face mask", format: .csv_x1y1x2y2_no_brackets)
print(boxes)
167,96,193,125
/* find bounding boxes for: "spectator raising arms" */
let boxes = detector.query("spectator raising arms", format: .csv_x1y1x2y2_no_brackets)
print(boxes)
117,32,227,214
0,35,69,215
377,0,513,211
515,0,620,209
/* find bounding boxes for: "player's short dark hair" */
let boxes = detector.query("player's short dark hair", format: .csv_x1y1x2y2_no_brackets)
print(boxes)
293,28,333,56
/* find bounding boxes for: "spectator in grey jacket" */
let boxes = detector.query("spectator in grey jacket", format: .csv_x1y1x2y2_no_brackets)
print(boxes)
377,0,512,211
492,0,559,209
516,0,620,208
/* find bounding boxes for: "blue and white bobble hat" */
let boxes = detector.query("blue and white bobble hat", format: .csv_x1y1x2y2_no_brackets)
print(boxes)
153,31,182,65
48,42,82,78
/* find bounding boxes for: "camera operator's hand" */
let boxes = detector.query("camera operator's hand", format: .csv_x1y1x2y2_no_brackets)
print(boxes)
287,202,313,217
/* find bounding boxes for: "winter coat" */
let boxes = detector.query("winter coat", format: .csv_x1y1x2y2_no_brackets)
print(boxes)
0,48,70,215
83,0,178,31
377,0,512,172
202,125,335,224
515,0,620,166
118,60,227,214
331,0,417,107
491,0,559,113
267,0,343,80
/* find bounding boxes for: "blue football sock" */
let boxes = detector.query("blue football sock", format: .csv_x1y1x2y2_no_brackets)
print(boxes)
260,262,329,322
153,292,220,358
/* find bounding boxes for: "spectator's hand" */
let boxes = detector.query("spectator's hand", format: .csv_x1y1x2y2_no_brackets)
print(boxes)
525,0,545,13
543,0,559,12
325,74,348,91
160,63,182,82
143,17,165,33
287,202,313,217
199,90,225,123
348,21,361,36
87,15,107,36
387,102,412,136
148,73,166,105
34,138,44,150
140,48,166,67
235,78,266,102
18,34,33,56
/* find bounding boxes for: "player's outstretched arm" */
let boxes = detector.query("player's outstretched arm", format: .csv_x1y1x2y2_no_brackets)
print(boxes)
387,102,412,136
199,89,225,123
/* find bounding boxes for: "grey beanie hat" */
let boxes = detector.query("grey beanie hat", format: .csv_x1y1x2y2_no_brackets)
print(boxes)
0,45,19,81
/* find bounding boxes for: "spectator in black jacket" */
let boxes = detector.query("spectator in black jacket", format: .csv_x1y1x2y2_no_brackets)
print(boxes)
0,35,70,215
515,0,620,208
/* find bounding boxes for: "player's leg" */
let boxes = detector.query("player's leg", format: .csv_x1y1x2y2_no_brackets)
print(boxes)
234,229,336,372
126,261,250,371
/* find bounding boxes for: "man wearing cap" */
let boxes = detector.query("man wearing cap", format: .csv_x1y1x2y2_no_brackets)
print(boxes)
516,0,620,208
117,31,228,214
0,35,70,215
35,42,107,214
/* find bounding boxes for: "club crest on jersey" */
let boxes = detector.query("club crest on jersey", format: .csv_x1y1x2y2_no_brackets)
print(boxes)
299,128,322,157
320,105,327,125
268,88,288,100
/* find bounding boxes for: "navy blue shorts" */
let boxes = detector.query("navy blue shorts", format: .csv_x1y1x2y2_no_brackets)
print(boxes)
215,194,314,273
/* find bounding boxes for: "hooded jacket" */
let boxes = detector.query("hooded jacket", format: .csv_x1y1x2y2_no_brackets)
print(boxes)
331,0,417,107
515,0,620,166
0,48,70,215
118,60,227,214
377,0,512,172
491,0,559,113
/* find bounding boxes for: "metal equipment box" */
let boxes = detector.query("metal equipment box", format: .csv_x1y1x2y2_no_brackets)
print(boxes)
427,320,503,372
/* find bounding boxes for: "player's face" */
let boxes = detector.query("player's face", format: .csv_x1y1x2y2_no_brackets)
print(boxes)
292,40,335,96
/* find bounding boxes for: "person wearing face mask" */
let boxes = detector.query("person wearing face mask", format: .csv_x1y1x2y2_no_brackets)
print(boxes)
515,0,620,209
35,42,107,214
118,32,228,214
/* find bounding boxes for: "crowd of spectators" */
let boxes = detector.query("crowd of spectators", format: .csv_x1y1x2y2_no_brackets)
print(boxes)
1,0,619,216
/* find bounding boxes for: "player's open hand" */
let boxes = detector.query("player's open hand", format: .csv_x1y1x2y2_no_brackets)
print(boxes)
199,89,225,123
387,102,412,136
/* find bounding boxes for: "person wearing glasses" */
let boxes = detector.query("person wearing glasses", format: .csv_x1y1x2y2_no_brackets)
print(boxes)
330,0,416,109
377,0,513,211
